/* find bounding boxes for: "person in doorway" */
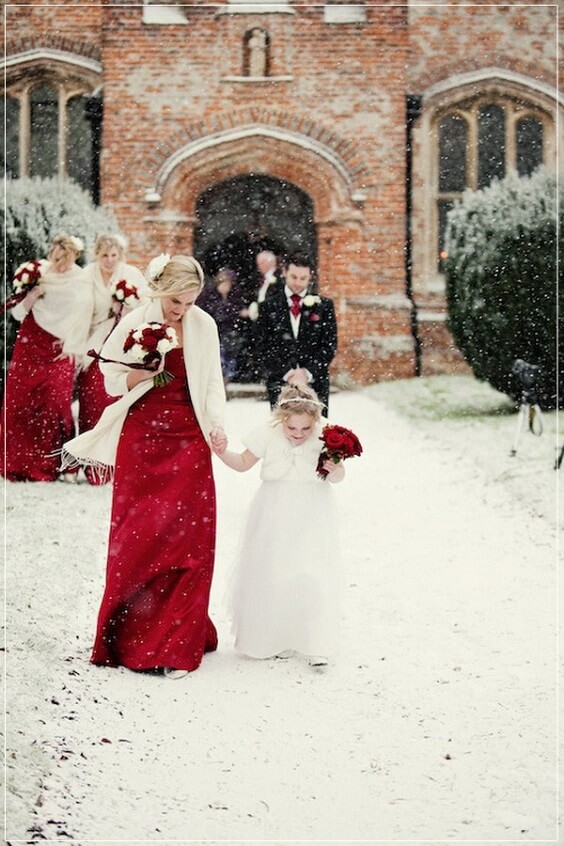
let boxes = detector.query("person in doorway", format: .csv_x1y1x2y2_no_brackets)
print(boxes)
237,249,282,383
196,267,246,384
256,252,337,415
62,254,227,678
213,383,345,668
251,249,282,313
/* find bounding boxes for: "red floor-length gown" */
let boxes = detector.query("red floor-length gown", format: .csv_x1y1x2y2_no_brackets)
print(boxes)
1,313,75,481
76,360,116,484
77,360,115,434
91,346,218,671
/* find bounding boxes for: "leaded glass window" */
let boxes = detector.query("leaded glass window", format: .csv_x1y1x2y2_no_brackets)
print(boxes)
438,114,467,193
29,84,59,178
5,77,100,199
477,103,505,188
66,95,93,192
433,97,549,273
516,116,543,177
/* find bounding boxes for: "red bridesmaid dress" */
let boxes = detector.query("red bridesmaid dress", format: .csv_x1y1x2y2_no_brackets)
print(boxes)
90,346,218,672
76,359,116,484
1,313,75,481
77,359,114,435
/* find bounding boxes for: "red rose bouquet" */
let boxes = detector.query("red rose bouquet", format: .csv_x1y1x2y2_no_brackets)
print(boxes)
122,322,178,386
316,424,363,479
3,259,47,311
88,321,178,387
110,278,141,314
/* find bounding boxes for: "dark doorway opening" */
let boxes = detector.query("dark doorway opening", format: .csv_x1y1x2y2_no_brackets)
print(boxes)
193,173,317,303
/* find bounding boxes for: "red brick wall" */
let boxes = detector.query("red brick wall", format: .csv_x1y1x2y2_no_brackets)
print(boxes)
96,3,414,383
4,2,101,59
407,1,558,93
4,1,560,384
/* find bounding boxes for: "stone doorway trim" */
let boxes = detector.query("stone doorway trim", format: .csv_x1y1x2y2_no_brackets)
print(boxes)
151,125,357,198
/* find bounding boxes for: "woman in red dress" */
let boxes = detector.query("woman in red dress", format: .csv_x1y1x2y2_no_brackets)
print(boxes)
1,234,92,482
76,233,147,484
62,255,227,678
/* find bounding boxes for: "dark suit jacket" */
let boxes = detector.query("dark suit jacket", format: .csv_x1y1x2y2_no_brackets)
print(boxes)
257,286,338,411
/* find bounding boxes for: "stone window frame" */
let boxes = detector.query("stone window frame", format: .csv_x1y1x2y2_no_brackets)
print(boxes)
5,66,99,191
433,96,550,273
413,74,558,298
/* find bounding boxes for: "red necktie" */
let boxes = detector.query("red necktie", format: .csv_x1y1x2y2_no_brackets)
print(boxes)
290,293,302,318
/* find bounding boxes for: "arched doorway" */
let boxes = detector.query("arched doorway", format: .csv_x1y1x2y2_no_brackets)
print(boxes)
193,174,317,300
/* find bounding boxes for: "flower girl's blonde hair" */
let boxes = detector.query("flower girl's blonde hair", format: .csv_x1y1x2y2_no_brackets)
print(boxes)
271,383,324,424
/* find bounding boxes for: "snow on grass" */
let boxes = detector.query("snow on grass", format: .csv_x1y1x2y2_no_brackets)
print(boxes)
3,376,559,843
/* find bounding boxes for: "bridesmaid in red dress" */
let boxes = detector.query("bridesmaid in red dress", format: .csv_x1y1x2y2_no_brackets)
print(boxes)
76,233,147,486
1,234,92,481
64,255,227,678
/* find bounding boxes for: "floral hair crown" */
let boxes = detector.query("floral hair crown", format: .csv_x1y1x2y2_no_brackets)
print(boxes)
278,396,325,409
146,252,171,283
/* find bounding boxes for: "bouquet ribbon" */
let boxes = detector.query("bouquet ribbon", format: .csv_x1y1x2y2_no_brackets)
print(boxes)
2,289,32,313
87,349,174,387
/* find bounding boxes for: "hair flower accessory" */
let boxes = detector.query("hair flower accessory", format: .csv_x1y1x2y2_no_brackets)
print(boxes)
303,294,321,308
69,236,84,254
146,253,171,283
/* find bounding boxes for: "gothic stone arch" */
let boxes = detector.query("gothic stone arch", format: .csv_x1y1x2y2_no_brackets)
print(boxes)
140,124,366,292
139,118,416,385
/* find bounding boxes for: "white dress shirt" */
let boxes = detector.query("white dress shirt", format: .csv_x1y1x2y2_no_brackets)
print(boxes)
285,284,308,339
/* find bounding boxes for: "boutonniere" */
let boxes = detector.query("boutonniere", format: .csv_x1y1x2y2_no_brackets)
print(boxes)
303,294,321,308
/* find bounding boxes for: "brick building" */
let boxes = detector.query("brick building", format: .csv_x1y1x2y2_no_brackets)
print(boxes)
2,1,561,384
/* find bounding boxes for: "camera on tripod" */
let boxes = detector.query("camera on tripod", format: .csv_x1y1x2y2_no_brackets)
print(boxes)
510,358,543,456
512,358,542,404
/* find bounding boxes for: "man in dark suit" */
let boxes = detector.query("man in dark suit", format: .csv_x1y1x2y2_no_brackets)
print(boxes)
257,252,337,415
237,249,282,382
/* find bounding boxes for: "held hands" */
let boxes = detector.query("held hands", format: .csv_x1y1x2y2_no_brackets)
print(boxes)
210,426,228,455
322,459,345,483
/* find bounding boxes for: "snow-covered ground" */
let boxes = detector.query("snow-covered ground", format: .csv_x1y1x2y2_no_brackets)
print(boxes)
3,377,560,843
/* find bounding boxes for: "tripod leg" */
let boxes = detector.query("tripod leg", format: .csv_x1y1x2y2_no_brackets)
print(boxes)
510,403,527,456
528,404,543,436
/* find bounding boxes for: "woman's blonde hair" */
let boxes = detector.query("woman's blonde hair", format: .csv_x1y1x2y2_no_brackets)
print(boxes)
147,254,204,298
48,233,83,259
94,234,126,259
271,383,324,424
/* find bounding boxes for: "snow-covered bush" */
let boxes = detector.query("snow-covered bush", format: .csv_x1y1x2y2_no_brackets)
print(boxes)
1,176,119,270
1,177,118,385
445,168,562,409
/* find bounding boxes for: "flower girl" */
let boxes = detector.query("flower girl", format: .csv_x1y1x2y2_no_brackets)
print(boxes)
214,383,345,668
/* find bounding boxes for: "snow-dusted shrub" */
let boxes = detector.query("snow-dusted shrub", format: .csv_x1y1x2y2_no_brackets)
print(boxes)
1,176,118,270
445,168,562,409
1,177,118,385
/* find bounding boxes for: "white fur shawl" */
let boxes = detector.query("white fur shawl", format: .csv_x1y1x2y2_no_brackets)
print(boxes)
61,299,226,480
